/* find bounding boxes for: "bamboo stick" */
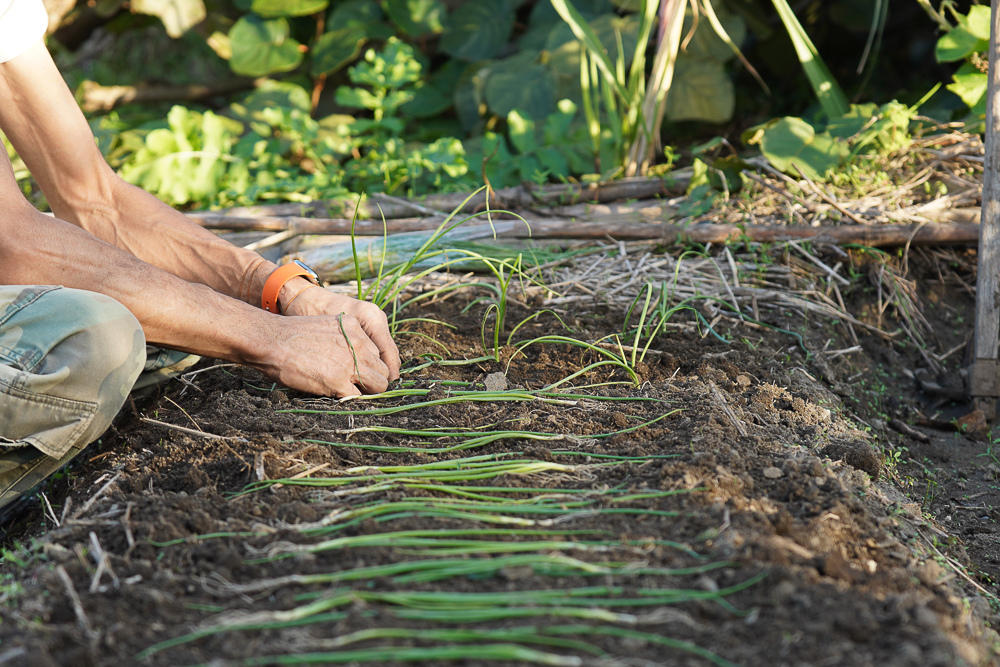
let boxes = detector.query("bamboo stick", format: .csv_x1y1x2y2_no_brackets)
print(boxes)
193,213,982,248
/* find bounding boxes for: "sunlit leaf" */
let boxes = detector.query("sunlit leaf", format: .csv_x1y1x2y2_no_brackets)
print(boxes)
131,0,205,37
382,0,445,36
507,109,538,155
238,80,312,115
228,15,304,77
947,63,988,113
935,5,991,62
759,116,847,181
251,0,327,18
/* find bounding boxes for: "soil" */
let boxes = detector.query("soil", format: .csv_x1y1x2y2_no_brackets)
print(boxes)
0,249,999,667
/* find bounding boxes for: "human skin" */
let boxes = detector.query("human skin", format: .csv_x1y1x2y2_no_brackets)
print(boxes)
0,40,400,397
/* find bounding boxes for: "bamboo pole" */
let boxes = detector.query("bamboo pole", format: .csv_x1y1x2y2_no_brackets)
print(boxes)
971,0,1000,419
192,213,983,247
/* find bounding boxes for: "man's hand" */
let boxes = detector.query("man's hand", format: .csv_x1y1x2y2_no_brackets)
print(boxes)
279,280,401,390
255,311,395,398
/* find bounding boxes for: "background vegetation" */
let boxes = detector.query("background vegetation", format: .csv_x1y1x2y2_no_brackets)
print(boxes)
5,0,988,209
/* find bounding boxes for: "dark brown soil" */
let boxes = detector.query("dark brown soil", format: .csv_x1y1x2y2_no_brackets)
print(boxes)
0,255,998,667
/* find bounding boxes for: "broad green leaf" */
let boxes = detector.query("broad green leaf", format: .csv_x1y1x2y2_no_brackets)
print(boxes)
228,15,304,77
238,80,312,115
665,56,733,124
507,109,538,155
935,30,986,63
400,83,451,117
330,0,383,25
441,0,514,61
936,6,991,63
770,0,848,118
312,25,367,76
964,5,992,40
759,116,847,181
947,63,988,112
549,0,628,100
131,0,205,37
382,0,445,36
485,61,556,120
251,0,327,18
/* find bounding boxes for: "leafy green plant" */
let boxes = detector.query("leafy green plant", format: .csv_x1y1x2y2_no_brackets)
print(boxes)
111,90,348,207
466,101,597,187
742,98,921,181
334,38,470,194
922,2,991,117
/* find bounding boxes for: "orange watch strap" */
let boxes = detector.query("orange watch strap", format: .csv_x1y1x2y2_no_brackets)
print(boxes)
261,263,317,313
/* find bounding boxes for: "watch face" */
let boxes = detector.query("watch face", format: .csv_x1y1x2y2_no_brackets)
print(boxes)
293,259,320,282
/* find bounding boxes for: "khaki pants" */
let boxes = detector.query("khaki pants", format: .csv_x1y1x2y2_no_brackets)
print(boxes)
0,286,196,509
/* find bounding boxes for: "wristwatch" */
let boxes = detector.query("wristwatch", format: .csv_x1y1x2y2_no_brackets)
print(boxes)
261,260,320,313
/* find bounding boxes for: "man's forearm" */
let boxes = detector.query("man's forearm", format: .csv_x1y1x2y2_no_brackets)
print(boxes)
0,40,288,307
73,179,288,307
0,200,271,363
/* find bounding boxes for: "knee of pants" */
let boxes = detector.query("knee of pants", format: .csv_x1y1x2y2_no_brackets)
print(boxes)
51,290,146,438
0,288,147,454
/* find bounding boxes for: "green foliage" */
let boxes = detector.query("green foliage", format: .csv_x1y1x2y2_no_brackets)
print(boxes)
112,91,347,207
335,39,470,194
118,106,242,206
465,100,596,188
743,101,917,181
228,15,304,77
930,4,990,117
102,41,474,206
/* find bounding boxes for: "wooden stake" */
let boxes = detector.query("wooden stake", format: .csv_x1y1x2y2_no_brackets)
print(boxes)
971,0,1000,419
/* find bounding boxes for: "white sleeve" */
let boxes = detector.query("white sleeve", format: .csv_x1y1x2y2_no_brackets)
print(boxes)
0,0,47,64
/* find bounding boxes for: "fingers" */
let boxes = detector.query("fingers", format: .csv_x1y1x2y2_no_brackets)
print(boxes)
354,303,401,380
337,314,391,394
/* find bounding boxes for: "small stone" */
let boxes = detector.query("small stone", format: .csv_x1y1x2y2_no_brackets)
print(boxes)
915,560,945,587
763,467,784,479
484,372,508,392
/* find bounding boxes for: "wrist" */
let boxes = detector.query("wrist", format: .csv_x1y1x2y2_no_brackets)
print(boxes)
246,259,278,307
